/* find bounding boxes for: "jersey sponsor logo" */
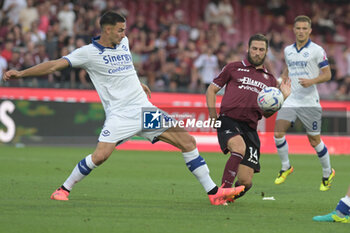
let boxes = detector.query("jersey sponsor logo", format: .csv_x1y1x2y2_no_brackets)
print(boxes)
289,71,309,77
238,85,261,93
108,65,134,74
103,54,132,65
237,68,250,72
287,60,308,68
240,77,267,89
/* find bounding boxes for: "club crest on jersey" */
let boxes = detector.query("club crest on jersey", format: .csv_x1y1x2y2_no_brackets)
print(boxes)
122,45,128,51
303,52,309,58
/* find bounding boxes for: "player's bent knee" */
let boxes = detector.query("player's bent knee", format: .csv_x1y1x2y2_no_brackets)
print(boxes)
309,140,319,148
307,135,321,147
227,140,245,156
179,134,196,152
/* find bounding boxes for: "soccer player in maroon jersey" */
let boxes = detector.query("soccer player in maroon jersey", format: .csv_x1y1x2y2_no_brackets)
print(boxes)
206,34,291,201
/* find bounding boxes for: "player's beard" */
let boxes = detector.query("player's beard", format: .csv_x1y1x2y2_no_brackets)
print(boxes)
248,51,266,67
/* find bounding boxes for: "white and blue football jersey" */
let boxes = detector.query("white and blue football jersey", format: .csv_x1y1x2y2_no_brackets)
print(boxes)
63,36,149,116
283,39,328,107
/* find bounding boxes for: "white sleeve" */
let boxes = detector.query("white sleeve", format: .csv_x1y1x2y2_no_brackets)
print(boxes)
63,46,89,68
316,47,329,68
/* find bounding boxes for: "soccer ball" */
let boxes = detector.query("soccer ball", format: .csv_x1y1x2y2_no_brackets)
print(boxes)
257,87,284,112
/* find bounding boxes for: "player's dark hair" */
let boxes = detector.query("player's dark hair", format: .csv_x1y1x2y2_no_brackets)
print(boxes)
100,11,126,28
248,34,268,49
294,15,311,27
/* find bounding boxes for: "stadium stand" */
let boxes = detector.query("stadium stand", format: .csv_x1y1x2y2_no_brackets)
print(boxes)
0,0,349,99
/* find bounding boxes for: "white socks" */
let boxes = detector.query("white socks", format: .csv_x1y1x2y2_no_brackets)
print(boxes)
314,141,331,177
63,154,98,191
274,136,290,171
183,148,216,193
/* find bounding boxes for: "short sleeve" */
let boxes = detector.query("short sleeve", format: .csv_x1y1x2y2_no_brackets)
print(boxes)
63,46,89,68
212,64,233,88
316,47,329,69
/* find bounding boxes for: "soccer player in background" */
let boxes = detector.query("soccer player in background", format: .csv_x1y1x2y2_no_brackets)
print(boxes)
273,15,335,191
206,34,291,201
313,185,350,223
2,11,245,205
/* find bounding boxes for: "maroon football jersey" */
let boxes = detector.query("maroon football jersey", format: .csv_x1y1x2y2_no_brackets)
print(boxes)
212,59,277,129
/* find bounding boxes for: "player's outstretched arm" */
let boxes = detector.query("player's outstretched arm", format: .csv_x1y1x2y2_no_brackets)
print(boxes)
2,58,69,81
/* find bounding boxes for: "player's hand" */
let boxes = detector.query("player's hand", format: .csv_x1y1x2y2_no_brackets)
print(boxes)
280,77,291,99
2,70,22,81
209,115,219,129
298,78,314,88
141,83,151,98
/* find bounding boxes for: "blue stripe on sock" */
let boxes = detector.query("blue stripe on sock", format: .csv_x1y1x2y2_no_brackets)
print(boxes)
317,146,328,158
336,200,350,215
276,140,286,149
186,156,206,172
78,158,92,175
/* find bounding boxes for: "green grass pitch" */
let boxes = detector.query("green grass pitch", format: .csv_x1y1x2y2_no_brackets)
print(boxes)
0,146,349,233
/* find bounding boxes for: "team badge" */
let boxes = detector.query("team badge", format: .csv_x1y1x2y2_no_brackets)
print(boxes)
122,45,128,51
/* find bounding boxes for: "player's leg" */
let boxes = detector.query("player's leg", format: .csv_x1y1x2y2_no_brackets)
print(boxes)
299,107,334,191
232,132,260,200
51,142,116,201
274,119,291,169
274,119,294,184
221,135,246,188
215,116,246,188
274,107,296,184
234,164,254,200
307,134,334,191
51,113,137,201
313,185,350,223
157,126,216,193
156,126,244,205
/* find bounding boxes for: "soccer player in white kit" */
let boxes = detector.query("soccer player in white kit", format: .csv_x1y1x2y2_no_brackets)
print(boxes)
273,15,335,191
2,11,244,205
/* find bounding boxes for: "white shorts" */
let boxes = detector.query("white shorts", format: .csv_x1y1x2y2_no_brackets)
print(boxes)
98,105,173,145
276,106,322,135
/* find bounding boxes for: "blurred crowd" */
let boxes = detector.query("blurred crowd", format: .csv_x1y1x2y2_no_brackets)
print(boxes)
0,0,350,100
